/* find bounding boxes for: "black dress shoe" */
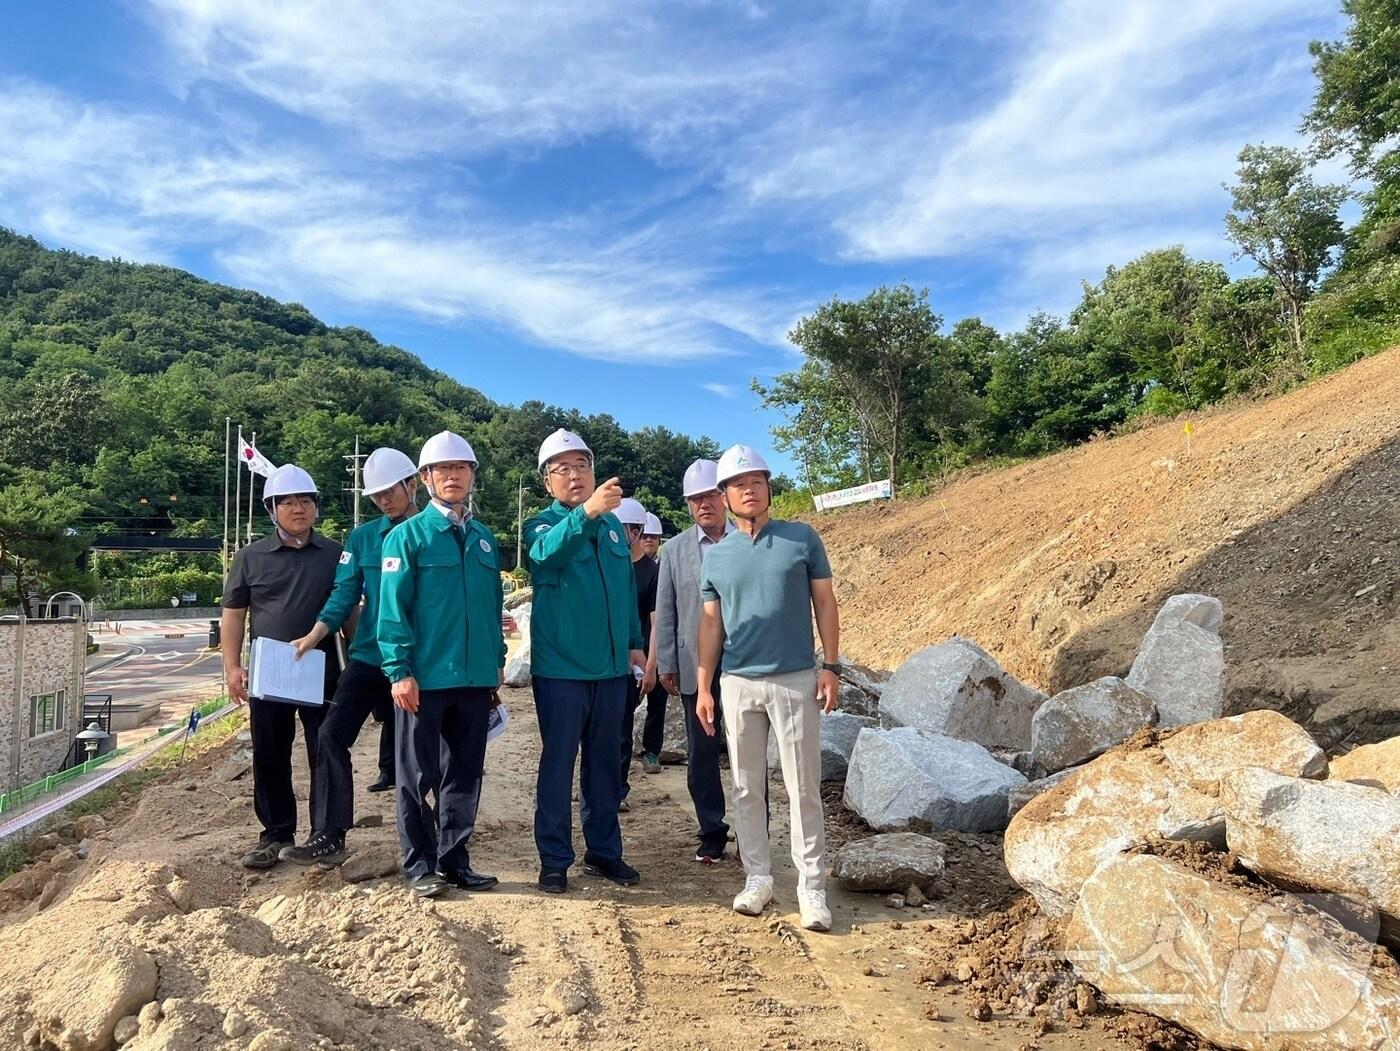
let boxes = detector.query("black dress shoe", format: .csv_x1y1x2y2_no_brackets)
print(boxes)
367,774,395,793
539,867,568,894
583,854,640,886
438,866,499,891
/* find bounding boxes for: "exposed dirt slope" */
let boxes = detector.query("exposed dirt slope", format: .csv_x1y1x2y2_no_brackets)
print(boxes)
822,347,1400,751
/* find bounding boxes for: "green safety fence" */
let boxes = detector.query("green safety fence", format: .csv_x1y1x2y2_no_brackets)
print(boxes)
0,694,234,817
0,747,131,815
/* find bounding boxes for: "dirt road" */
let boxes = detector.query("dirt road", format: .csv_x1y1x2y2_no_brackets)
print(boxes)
0,691,1118,1050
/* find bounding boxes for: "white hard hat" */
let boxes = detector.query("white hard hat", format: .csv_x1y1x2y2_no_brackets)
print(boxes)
537,428,592,469
262,464,318,504
419,430,477,469
715,445,771,486
616,497,647,526
643,512,663,536
362,447,418,496
682,458,720,498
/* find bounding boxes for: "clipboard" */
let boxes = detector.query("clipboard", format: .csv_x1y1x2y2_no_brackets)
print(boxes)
249,637,326,706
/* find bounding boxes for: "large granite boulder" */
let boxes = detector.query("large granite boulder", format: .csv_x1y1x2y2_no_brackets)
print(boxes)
1004,710,1326,918
831,832,945,894
1006,763,1085,820
844,727,1026,832
1223,767,1400,943
1328,735,1400,791
1125,593,1225,726
1066,854,1400,1050
633,696,688,764
1028,676,1157,777
877,637,1047,752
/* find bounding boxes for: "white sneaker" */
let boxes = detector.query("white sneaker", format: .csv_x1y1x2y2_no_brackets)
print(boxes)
732,875,774,916
798,889,831,932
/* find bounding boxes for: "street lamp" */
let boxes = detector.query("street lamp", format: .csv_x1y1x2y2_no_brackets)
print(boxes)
75,722,110,763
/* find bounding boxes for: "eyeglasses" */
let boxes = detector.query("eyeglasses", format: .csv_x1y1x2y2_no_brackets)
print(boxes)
276,495,317,508
547,463,594,478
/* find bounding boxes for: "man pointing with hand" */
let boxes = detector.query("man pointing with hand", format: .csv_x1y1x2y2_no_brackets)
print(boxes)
526,428,646,895
696,444,841,933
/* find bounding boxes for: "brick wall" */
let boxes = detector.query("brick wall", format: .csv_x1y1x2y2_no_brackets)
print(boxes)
0,618,84,790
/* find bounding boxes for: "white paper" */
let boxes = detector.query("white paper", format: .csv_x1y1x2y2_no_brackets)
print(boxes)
249,637,326,706
487,702,509,744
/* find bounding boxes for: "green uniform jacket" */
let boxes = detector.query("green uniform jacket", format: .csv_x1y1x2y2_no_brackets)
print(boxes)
526,500,644,681
377,506,506,690
315,514,398,668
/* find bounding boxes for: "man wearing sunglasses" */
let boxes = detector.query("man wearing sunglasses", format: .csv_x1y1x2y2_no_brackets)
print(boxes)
526,429,646,894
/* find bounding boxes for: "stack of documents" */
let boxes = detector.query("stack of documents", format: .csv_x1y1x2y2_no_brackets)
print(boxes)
250,637,326,706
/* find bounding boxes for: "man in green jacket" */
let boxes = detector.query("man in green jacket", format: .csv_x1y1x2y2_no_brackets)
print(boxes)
282,447,419,867
527,428,646,894
379,431,506,899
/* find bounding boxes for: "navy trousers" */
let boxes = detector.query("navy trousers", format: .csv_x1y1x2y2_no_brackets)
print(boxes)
314,659,395,837
533,675,628,869
395,687,492,878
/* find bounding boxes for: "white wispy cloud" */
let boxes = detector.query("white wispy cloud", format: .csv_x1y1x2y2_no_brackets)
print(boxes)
699,382,737,399
0,79,798,363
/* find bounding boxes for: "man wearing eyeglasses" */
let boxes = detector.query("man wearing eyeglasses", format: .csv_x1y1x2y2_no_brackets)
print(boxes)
526,429,646,894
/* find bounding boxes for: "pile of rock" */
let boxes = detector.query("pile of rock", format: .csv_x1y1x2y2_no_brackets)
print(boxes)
1005,705,1400,1046
838,594,1227,835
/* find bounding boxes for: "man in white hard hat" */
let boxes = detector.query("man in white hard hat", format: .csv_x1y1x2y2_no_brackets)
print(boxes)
696,445,841,932
526,428,646,894
378,431,506,899
652,458,734,863
221,463,343,869
635,510,670,776
615,497,664,804
282,447,419,867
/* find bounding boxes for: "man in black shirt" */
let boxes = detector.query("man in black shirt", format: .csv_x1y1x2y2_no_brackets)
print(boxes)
636,512,669,774
221,464,342,869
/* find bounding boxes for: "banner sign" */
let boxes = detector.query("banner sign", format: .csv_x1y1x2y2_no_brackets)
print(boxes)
812,478,893,511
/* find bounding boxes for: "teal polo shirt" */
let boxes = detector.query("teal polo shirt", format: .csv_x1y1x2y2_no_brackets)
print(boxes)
699,519,832,677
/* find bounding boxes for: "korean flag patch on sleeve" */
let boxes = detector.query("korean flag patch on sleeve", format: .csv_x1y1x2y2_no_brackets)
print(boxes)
382,556,402,572
339,551,353,565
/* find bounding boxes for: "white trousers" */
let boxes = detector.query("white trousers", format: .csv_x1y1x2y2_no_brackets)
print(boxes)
719,668,826,892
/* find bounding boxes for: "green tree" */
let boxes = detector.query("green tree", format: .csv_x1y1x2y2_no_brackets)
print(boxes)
788,284,941,489
1305,0,1400,178
0,472,96,616
750,360,861,491
1224,145,1348,363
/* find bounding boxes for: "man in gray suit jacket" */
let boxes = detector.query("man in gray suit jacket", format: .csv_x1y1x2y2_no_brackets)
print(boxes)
654,458,734,862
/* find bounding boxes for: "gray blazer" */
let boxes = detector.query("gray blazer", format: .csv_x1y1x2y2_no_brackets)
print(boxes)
653,524,707,696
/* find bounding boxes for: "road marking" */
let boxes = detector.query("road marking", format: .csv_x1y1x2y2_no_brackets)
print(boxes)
153,651,183,662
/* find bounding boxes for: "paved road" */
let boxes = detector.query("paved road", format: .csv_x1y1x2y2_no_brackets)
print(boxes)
88,624,224,720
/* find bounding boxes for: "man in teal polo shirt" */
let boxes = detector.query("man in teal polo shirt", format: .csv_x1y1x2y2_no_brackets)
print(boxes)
527,428,646,894
697,444,842,933
283,447,419,867
378,431,506,899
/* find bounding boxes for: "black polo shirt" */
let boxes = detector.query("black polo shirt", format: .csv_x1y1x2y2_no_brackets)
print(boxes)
222,530,343,654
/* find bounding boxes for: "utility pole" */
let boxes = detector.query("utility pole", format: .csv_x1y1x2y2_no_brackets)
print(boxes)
344,435,366,531
515,475,525,570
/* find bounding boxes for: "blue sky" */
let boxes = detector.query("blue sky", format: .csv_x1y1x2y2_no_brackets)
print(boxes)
0,1,1346,475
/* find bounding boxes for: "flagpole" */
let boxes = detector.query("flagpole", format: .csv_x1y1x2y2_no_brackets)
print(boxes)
247,429,256,543
234,425,243,553
222,417,231,580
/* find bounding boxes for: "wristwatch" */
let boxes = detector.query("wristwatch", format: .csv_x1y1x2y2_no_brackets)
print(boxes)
821,662,842,674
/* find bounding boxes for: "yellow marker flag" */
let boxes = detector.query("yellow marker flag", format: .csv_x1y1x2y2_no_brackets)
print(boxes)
1184,422,1194,436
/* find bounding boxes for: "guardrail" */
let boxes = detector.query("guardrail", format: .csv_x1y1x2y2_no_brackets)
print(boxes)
0,696,237,838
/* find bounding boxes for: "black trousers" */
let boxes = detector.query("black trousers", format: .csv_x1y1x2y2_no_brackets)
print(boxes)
641,684,668,755
249,697,327,846
681,675,730,851
314,659,396,837
621,678,670,798
396,687,492,878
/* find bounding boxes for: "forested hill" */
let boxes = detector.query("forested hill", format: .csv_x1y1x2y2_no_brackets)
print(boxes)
0,228,717,556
